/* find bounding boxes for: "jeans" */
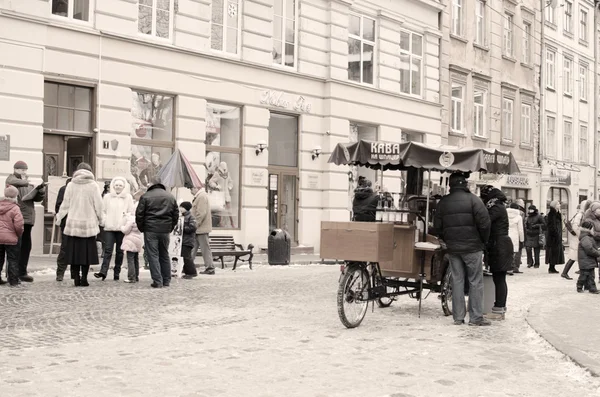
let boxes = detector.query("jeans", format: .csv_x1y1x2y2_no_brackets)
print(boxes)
100,231,124,277
18,224,33,276
126,251,140,282
526,247,541,267
192,234,214,270
0,244,20,285
448,251,484,324
56,230,68,278
181,245,197,276
144,232,171,286
492,271,508,308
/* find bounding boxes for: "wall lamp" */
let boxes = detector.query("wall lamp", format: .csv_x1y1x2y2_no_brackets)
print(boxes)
312,146,322,160
255,140,268,156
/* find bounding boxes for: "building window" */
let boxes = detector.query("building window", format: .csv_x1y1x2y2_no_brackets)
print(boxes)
451,83,464,133
52,0,92,21
206,103,242,229
353,124,378,183
546,49,555,89
545,5,555,25
521,103,531,145
399,30,423,96
211,0,241,53
580,8,588,42
138,0,173,39
504,14,513,57
564,0,573,34
131,91,174,189
564,58,573,95
273,0,296,67
44,82,93,133
522,22,531,64
563,120,573,161
547,115,556,157
473,90,486,138
579,64,588,101
580,124,588,163
475,0,486,45
452,0,463,36
348,14,375,85
502,97,514,141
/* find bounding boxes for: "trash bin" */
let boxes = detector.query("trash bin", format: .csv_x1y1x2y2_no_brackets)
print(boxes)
268,229,291,265
482,273,495,315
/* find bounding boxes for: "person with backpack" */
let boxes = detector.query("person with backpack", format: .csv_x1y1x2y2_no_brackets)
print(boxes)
525,205,545,269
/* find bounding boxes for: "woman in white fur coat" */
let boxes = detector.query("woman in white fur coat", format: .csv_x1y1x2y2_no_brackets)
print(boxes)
507,203,525,274
55,163,103,287
95,176,134,281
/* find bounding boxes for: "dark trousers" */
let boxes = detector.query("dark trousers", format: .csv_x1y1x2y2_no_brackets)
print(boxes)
577,269,597,292
0,244,20,285
526,247,541,267
126,252,140,282
57,230,68,278
99,231,124,277
512,251,522,271
181,245,197,276
70,265,90,281
18,224,33,276
144,232,171,286
492,271,508,308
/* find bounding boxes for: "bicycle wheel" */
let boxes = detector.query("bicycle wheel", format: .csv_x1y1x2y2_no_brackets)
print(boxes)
376,286,395,308
440,269,453,316
337,265,369,328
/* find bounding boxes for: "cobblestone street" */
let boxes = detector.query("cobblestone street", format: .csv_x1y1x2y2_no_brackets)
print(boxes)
1,262,599,397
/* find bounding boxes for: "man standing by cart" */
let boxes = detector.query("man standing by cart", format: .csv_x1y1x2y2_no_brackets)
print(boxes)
434,172,491,326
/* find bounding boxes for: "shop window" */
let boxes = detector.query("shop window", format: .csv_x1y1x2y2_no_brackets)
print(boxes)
44,82,93,133
131,91,174,190
206,103,242,229
138,0,174,39
348,14,375,85
268,113,298,167
52,0,92,22
211,0,241,54
273,0,296,67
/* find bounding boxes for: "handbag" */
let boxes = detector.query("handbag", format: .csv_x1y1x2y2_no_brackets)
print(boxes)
564,214,577,235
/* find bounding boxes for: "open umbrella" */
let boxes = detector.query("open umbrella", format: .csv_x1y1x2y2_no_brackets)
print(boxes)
157,149,203,189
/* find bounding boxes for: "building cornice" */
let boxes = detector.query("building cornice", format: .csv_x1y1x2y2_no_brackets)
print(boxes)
377,9,405,25
405,0,445,12
449,63,470,75
519,87,536,97
473,71,492,82
501,81,520,91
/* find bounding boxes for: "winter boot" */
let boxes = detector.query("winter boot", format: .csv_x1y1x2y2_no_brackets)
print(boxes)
486,307,505,321
548,265,559,274
577,281,584,293
562,260,574,280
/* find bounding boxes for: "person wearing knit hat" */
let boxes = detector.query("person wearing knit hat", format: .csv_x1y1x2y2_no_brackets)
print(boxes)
545,201,565,274
563,200,593,280
583,201,600,242
0,185,25,286
525,204,545,268
179,201,198,279
575,220,600,293
5,160,46,283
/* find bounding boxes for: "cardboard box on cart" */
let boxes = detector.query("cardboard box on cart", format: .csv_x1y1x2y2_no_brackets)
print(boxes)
320,221,394,263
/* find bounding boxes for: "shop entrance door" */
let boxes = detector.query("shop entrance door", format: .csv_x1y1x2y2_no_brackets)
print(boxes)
42,134,93,253
268,169,298,244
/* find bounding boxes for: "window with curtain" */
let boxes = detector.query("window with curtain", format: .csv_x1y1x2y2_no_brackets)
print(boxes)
138,0,173,39
211,0,241,54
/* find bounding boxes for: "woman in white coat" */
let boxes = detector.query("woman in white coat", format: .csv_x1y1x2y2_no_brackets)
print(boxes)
95,176,134,281
563,200,592,280
507,203,525,274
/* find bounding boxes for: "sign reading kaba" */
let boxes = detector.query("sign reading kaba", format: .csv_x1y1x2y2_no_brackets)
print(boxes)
370,142,401,160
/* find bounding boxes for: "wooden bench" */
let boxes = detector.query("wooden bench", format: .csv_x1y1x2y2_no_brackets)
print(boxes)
196,235,254,270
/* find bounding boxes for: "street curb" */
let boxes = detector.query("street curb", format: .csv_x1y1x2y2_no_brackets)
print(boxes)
526,304,600,377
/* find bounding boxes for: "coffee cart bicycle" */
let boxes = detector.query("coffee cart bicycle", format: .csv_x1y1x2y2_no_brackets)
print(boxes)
321,140,521,328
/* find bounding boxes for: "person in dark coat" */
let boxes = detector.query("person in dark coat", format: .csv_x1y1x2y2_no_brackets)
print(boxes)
352,183,379,222
434,173,491,326
480,186,513,321
135,177,179,288
576,221,600,293
545,201,565,274
179,201,198,279
55,177,72,282
525,205,545,268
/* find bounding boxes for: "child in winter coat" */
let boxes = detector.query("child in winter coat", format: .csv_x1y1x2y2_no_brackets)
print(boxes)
0,186,24,286
121,210,143,283
179,201,198,279
577,220,600,294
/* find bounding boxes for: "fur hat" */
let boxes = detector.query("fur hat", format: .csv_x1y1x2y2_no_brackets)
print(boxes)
4,185,18,199
179,201,192,212
13,161,28,170
515,199,525,208
589,202,600,214
77,162,93,172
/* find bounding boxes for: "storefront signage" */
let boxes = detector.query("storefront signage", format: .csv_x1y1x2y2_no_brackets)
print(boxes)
102,159,130,180
260,90,312,113
369,142,400,161
541,168,571,186
439,152,455,168
249,170,266,186
307,174,319,189
0,135,10,161
505,174,529,187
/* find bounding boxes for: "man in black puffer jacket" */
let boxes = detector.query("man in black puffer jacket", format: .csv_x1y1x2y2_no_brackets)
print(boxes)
434,172,491,326
352,184,379,222
136,177,179,288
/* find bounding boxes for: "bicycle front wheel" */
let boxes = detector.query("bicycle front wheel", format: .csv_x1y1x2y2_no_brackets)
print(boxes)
337,265,370,328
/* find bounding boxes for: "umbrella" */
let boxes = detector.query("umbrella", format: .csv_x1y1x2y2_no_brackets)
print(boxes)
157,149,203,189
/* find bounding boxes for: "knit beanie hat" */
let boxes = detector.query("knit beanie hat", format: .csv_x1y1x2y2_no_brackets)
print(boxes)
4,185,18,199
590,202,600,214
77,162,93,172
179,201,192,212
13,161,28,170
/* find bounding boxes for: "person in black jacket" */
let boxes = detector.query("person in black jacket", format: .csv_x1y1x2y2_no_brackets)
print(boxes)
434,172,491,326
179,201,198,279
576,221,600,293
525,205,545,268
352,183,379,222
55,177,72,282
545,200,565,274
136,177,179,288
480,186,513,321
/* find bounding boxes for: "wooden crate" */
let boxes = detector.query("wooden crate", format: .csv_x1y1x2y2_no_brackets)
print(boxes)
320,221,394,262
381,228,440,279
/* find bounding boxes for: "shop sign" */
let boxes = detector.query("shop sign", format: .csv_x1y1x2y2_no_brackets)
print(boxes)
0,135,10,161
307,174,319,189
541,168,571,186
249,169,266,186
102,160,129,179
369,142,400,161
260,90,312,113
505,174,529,187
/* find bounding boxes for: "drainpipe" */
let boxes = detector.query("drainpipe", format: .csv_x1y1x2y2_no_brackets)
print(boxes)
594,4,599,199
539,0,546,208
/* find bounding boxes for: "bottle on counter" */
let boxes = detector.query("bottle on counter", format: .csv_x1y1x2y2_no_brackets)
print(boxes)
375,196,383,222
